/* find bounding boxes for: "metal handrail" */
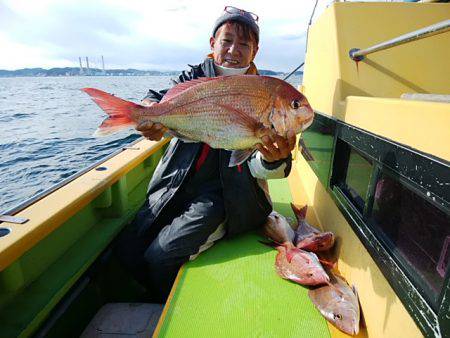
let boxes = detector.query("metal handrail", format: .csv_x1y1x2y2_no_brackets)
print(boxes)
349,19,450,61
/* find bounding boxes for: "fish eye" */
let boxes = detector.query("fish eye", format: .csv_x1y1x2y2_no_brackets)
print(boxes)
307,273,313,277
333,313,343,320
291,99,300,109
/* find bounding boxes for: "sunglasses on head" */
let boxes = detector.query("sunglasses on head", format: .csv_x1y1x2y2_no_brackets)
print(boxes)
224,6,259,22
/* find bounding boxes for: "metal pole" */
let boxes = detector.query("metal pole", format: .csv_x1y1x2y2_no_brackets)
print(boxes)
283,62,304,81
349,19,450,61
85,56,90,75
102,55,105,75
78,57,84,75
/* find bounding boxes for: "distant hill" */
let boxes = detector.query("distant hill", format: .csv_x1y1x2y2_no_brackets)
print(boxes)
259,69,303,76
0,67,181,77
0,67,303,78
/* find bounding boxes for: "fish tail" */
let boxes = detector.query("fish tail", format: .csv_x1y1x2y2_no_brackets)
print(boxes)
290,203,308,221
319,258,336,270
82,88,145,136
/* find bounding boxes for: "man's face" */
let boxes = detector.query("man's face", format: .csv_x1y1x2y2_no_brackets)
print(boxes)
210,23,259,68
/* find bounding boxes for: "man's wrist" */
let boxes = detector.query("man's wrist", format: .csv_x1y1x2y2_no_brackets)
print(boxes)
259,152,291,169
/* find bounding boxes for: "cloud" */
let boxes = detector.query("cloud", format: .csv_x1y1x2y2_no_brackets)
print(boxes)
0,0,326,71
278,32,308,41
5,2,134,55
165,5,188,12
0,2,17,29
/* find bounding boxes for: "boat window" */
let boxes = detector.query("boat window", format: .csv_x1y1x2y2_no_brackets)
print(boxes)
340,149,373,212
299,113,336,187
370,173,450,306
302,113,450,335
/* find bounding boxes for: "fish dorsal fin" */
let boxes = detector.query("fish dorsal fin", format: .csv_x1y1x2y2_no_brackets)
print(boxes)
161,77,218,102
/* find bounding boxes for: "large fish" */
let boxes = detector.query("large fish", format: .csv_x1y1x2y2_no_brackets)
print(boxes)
261,241,330,286
262,211,295,245
308,271,360,335
82,75,314,166
291,203,335,252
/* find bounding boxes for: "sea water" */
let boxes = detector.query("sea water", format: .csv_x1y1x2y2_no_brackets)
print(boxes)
0,75,302,213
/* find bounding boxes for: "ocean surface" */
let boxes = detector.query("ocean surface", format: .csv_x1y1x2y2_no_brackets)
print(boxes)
0,74,302,213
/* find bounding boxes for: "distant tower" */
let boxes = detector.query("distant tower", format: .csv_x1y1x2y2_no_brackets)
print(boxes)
101,55,106,75
85,56,90,75
79,57,84,75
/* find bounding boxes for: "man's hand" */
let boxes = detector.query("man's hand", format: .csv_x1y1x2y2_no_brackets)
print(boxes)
255,131,296,163
137,99,167,141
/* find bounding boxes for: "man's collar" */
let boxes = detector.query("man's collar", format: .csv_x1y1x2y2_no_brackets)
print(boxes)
205,53,259,75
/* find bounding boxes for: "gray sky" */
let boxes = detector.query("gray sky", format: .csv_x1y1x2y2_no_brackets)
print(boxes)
0,0,330,72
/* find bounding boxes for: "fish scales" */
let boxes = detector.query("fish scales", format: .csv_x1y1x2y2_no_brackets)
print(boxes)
149,81,273,148
152,101,263,149
274,245,330,286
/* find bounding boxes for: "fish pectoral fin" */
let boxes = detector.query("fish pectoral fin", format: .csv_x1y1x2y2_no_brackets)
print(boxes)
215,103,264,134
229,149,255,167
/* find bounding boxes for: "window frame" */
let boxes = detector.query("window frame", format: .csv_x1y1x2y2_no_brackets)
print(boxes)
299,111,450,337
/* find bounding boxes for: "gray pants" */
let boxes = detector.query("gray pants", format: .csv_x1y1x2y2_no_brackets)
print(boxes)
114,191,225,303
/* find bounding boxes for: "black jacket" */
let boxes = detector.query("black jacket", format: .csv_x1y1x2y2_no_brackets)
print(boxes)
143,58,291,237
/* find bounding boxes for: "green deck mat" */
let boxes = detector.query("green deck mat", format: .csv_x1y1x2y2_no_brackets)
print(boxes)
156,179,330,338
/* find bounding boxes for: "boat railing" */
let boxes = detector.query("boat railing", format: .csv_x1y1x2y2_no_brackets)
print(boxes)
349,19,450,61
0,137,166,220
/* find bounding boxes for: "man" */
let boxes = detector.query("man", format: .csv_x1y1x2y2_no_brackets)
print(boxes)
115,6,295,303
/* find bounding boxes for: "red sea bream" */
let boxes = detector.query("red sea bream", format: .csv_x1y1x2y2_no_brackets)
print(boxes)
82,75,314,166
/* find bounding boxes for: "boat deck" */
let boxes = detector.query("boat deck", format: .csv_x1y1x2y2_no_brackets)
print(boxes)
153,179,332,337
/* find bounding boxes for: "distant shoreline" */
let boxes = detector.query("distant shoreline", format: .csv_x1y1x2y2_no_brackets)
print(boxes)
0,67,303,78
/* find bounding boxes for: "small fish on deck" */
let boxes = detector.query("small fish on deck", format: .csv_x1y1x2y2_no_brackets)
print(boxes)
262,211,295,245
82,75,314,167
260,240,330,286
291,203,335,252
308,271,360,335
